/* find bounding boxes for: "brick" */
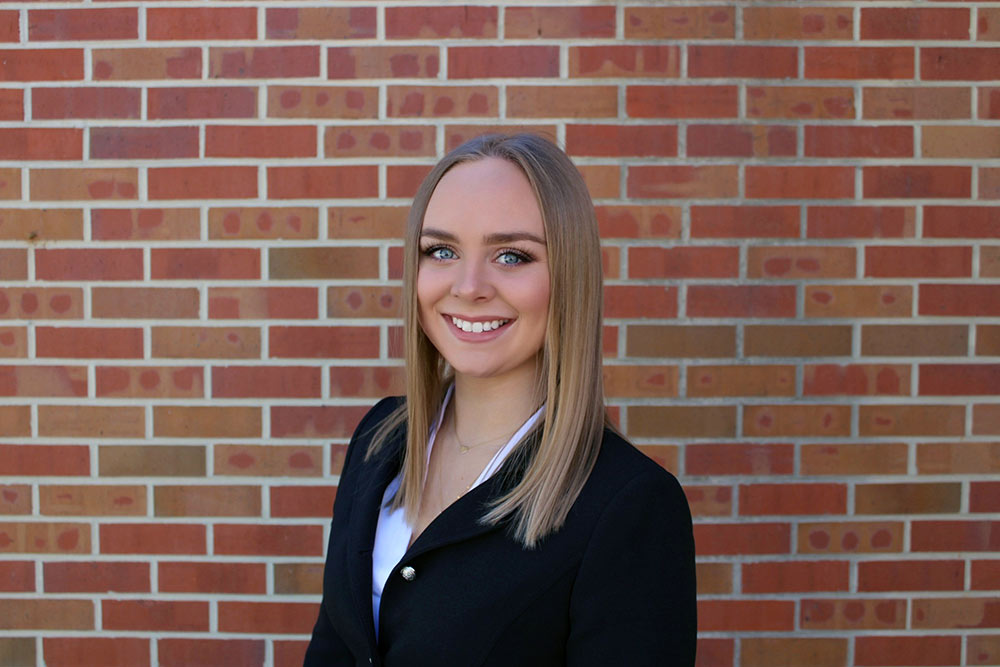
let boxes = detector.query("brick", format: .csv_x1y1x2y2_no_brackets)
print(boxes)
0,600,92,630
687,124,795,158
741,483,846,516
100,445,204,478
210,287,317,319
151,248,259,280
153,406,260,438
38,405,144,438
914,520,1000,552
972,562,1000,589
859,405,965,437
0,327,26,358
35,249,140,281
103,600,208,632
578,165,620,199
0,128,80,160
626,325,734,358
982,9,1000,40
508,84,618,119
627,405,736,439
741,638,847,667
748,246,856,279
567,124,677,158
97,366,203,399
855,636,960,666
982,168,1000,198
603,365,678,398
806,126,913,158
443,123,557,152
628,165,738,199
745,405,851,437
688,365,794,397
700,600,795,632
267,7,375,39
44,561,149,593
597,206,680,239
856,483,961,514
327,286,400,319
806,285,912,318
218,601,317,635
92,208,199,241
392,85,499,117
268,85,377,119
29,8,137,41
47,636,147,666
214,524,322,557
985,247,1000,278
742,561,849,593
0,365,87,397
0,485,30,514
924,125,1000,158
269,247,378,280
695,562,732,595
686,443,793,476
149,167,257,200
920,285,1000,317
210,207,318,240
930,433,997,471
859,560,965,592
271,405,370,439
213,366,320,399
0,522,90,554
862,8,970,40
863,86,971,120
629,247,737,280
155,485,260,517
270,485,336,517
0,561,33,592
694,523,790,555
805,364,910,396
690,45,796,78
695,639,733,667
747,166,854,199
744,7,852,40
151,326,260,359
205,125,315,159
274,641,310,667
274,562,323,595
328,46,439,79
0,208,84,240
0,49,83,81
913,598,1000,629
627,84,739,120
747,86,855,119
34,88,138,122
603,285,677,319
148,87,256,119
147,8,255,40
158,561,265,594
450,45,557,78
808,206,915,238
94,48,201,80
924,48,1000,81
385,164,432,199
506,6,613,38
0,88,21,119
387,6,496,38
0,444,88,476
214,445,322,477
869,246,972,278
799,522,903,554
268,166,377,199
325,125,434,158
30,167,137,201
744,325,852,357
976,404,1000,434
0,288,83,319
569,45,680,78
100,523,205,555
40,485,145,516
692,206,798,239
92,287,199,319
0,406,30,438
159,639,265,667
0,11,16,42
806,47,914,79
210,46,318,79
625,6,734,39
803,599,906,630
688,285,795,319
802,443,908,476
980,326,1000,356
981,87,1000,119
921,364,1000,396
863,325,968,356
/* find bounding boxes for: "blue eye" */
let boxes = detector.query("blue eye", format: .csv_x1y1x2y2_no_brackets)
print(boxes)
424,246,456,261
497,249,532,266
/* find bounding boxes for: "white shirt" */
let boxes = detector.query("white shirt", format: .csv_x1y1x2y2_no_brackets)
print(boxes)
370,385,544,634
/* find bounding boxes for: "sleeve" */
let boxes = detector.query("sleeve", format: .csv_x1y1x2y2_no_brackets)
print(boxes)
567,469,697,667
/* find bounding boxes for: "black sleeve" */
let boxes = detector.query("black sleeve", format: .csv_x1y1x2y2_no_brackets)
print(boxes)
567,469,697,666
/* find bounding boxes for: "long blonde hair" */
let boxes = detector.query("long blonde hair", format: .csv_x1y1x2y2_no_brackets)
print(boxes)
366,134,606,548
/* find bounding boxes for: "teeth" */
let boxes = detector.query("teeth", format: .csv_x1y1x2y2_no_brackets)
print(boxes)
451,316,509,333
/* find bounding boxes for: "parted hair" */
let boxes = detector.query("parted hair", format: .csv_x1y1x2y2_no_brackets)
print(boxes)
366,133,606,548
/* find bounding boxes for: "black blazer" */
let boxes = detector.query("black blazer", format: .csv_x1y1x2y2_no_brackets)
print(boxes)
304,397,696,666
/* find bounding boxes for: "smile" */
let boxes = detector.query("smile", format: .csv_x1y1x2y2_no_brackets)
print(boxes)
450,316,511,333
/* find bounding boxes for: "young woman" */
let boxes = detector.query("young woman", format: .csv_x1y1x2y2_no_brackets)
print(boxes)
304,134,696,666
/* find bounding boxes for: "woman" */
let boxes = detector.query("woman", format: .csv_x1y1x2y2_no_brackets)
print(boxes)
305,134,696,666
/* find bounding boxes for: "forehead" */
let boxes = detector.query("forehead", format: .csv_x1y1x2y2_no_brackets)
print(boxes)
423,158,544,238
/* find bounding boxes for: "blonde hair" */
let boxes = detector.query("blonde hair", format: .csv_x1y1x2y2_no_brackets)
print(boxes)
367,134,606,548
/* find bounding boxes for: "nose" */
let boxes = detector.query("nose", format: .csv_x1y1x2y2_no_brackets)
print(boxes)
450,258,494,301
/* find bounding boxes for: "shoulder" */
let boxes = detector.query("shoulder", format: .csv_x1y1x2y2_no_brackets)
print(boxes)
341,395,405,474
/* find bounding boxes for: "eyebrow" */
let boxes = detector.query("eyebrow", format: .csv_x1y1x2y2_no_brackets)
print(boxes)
420,228,546,246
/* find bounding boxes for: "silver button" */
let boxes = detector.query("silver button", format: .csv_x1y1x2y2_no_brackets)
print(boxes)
400,565,416,581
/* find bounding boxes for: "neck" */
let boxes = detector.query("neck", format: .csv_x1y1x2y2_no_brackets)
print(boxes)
450,362,542,443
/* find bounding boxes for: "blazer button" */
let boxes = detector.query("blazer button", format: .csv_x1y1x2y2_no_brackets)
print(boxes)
399,565,416,581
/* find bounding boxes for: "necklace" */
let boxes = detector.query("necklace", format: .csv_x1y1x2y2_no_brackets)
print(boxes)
450,412,517,454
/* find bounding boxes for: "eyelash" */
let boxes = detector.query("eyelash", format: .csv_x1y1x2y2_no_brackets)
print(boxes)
419,244,535,266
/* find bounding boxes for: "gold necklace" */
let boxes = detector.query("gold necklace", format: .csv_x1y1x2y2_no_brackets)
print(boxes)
450,412,516,454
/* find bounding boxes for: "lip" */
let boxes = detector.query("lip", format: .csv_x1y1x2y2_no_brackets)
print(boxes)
442,313,513,343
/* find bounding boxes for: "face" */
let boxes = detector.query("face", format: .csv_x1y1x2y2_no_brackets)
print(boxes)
417,157,550,385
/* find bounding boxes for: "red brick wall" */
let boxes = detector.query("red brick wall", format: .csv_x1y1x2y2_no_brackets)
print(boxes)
1,3,998,666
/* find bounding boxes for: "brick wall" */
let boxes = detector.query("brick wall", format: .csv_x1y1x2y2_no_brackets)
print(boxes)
1,2,998,666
